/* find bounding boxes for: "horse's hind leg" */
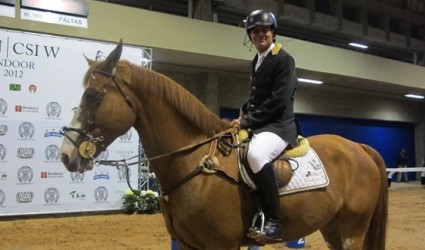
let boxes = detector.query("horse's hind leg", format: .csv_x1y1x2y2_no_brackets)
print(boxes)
320,220,343,249
320,218,368,250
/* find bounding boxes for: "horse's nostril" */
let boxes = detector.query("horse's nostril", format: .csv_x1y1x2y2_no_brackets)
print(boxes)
61,153,69,165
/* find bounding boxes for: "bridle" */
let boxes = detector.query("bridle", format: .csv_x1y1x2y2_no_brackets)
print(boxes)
61,69,135,160
61,67,244,195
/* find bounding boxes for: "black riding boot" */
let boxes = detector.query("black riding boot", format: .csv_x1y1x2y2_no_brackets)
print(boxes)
253,163,282,240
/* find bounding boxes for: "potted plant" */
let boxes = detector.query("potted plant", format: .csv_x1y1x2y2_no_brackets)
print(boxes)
122,189,160,214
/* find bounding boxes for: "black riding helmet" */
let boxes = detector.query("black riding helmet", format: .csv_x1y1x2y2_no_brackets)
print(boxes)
245,10,277,41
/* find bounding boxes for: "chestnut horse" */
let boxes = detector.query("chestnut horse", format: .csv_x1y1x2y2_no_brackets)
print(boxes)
60,42,388,250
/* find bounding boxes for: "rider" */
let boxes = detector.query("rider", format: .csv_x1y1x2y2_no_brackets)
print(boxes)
231,10,298,240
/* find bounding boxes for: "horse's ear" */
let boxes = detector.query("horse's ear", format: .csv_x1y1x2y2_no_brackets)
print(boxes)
84,54,96,66
98,39,123,74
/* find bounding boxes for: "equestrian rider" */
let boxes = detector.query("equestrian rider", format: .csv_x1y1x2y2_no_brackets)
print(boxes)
231,10,298,240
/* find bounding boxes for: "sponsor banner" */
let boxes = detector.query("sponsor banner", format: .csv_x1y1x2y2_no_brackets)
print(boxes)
0,29,145,216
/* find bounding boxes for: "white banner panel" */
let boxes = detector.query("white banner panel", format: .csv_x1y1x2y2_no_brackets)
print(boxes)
0,29,144,216
0,4,15,18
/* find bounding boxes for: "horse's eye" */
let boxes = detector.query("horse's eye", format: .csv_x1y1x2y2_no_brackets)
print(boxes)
83,88,101,102
71,107,77,114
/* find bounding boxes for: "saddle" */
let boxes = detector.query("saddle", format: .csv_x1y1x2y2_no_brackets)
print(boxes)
238,135,310,190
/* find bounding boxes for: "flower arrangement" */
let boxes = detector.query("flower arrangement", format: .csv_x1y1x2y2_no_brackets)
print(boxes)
122,189,160,214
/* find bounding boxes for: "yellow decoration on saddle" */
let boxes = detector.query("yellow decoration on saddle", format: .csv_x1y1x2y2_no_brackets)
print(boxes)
79,141,97,158
284,136,309,158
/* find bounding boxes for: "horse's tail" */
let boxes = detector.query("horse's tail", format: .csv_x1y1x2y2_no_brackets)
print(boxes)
360,143,388,250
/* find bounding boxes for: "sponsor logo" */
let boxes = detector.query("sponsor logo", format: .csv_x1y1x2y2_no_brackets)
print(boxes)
9,83,21,91
69,191,86,200
17,147,35,159
0,98,8,116
117,166,131,182
16,191,34,203
0,144,6,161
309,159,323,170
0,124,8,136
29,84,37,93
40,171,64,179
44,128,62,138
94,186,108,202
46,102,62,119
18,122,35,140
0,190,5,206
17,166,34,184
139,145,146,159
95,50,105,61
45,144,60,161
0,172,7,181
15,105,39,113
94,171,110,180
116,150,134,159
119,130,132,143
70,172,85,183
44,187,60,205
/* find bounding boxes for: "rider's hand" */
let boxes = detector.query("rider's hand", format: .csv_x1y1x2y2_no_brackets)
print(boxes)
230,118,240,129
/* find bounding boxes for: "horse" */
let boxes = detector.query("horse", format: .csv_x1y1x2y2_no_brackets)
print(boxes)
60,41,388,250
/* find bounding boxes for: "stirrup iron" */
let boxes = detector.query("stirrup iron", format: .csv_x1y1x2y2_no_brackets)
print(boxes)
247,211,265,240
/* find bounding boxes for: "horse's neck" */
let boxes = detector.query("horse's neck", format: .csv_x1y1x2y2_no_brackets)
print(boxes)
130,69,220,160
143,109,202,153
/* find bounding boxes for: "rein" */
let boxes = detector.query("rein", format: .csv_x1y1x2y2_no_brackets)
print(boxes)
97,127,241,195
98,127,238,165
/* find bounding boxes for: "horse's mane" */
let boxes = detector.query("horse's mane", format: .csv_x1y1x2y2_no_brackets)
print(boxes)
82,59,230,136
128,62,230,136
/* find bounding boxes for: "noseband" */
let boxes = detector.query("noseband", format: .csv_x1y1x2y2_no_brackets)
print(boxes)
61,69,135,159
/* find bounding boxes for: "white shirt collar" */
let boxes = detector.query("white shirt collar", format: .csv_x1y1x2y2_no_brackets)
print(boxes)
257,43,275,59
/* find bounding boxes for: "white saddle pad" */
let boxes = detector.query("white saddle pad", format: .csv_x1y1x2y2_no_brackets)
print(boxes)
239,147,330,195
279,147,329,195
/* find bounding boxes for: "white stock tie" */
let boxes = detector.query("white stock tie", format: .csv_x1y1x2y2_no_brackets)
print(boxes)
255,55,264,71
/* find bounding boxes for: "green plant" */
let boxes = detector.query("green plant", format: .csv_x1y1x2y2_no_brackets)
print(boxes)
122,189,160,214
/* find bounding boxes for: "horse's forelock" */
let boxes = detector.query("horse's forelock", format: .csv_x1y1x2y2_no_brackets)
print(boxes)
81,61,107,88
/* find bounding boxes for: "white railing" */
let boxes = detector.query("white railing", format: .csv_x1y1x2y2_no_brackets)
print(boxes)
386,167,425,179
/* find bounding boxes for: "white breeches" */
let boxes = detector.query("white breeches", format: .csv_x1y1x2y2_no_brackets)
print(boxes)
247,132,289,174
